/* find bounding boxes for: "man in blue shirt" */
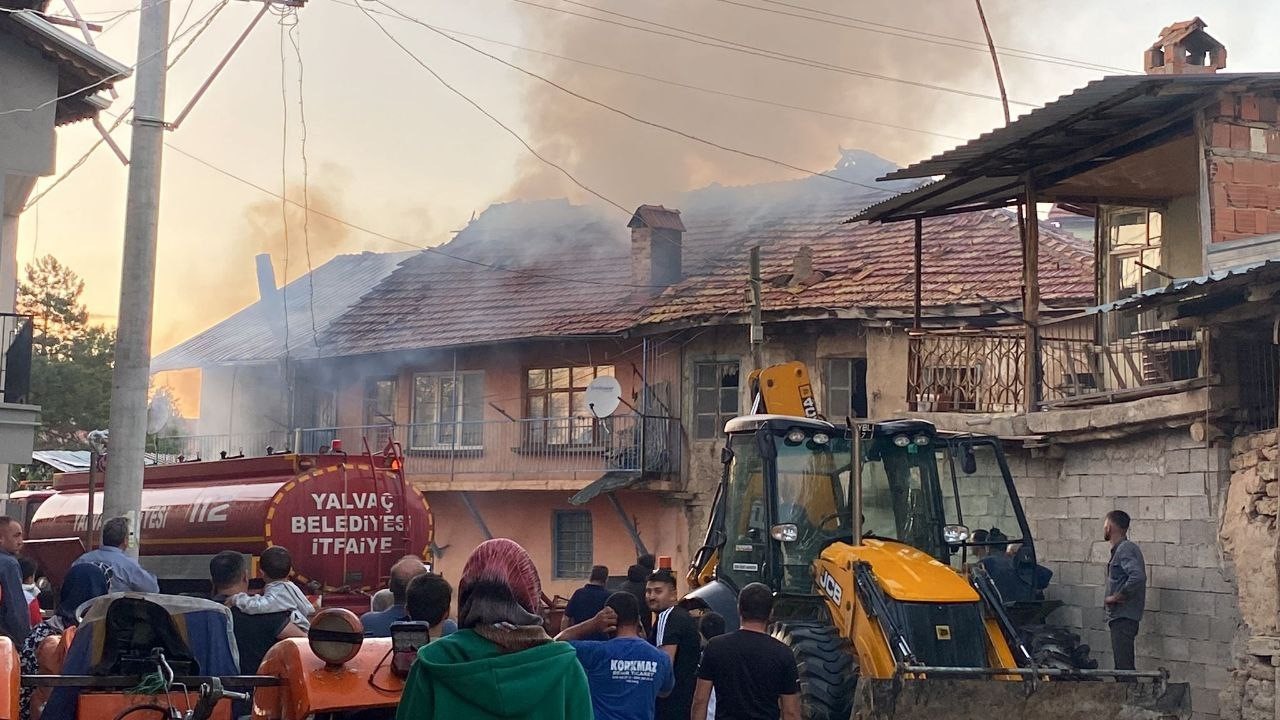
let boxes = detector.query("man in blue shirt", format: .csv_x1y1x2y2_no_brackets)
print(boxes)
72,516,159,593
561,564,611,641
360,555,428,637
558,591,673,720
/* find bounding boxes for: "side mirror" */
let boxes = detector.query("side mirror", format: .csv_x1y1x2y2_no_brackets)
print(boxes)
943,524,970,544
961,445,978,475
770,524,799,542
720,446,735,465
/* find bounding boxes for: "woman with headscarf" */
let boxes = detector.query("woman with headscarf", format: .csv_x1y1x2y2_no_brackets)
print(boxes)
397,538,593,720
20,564,109,720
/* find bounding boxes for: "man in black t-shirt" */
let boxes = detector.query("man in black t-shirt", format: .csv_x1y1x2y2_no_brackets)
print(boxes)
692,583,800,720
646,570,700,720
561,565,611,640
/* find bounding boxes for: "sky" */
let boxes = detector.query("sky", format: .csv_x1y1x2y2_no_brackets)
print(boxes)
16,0,1280,387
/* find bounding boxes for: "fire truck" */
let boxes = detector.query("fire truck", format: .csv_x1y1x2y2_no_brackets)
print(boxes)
12,438,432,609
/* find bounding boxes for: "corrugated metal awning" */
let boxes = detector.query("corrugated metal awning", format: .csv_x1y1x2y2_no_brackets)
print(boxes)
852,73,1280,223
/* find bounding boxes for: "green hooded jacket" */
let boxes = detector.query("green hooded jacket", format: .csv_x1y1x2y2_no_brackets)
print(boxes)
395,629,594,720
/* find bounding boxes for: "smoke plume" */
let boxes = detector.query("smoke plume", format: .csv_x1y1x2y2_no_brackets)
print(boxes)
505,1,1008,206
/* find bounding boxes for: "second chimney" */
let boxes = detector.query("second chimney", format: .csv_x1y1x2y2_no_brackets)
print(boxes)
629,205,685,296
255,253,287,344
1144,17,1226,75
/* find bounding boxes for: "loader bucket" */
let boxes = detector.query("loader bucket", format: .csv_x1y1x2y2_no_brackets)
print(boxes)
852,678,1190,720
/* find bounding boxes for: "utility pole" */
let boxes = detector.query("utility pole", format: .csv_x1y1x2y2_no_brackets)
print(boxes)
748,246,763,370
104,0,172,556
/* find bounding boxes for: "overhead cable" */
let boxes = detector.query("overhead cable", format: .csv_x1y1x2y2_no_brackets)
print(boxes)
373,1,894,193
505,0,1037,107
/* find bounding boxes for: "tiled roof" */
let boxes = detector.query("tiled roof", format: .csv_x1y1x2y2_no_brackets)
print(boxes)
321,200,641,357
320,150,1094,357
152,251,415,371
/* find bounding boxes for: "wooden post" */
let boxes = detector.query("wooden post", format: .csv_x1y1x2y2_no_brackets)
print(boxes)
913,217,923,330
1022,178,1041,412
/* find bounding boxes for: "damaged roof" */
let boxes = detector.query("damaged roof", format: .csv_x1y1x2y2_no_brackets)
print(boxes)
320,150,1093,357
152,251,415,372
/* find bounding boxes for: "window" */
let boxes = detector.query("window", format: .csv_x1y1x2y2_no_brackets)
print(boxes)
553,510,593,578
410,372,483,449
1101,207,1163,339
364,378,397,426
694,361,740,439
526,365,614,445
824,358,868,419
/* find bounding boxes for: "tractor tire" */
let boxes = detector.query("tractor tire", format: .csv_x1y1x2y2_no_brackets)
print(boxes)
770,621,857,720
1018,624,1099,671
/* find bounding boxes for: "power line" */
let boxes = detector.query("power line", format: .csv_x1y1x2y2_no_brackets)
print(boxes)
278,19,292,360
337,0,964,142
22,0,230,211
288,16,320,352
505,0,1037,108
163,142,690,289
0,0,216,118
712,0,1131,75
355,2,632,215
373,1,893,194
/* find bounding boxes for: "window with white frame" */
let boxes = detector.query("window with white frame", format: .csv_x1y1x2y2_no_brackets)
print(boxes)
1101,206,1163,339
410,372,484,449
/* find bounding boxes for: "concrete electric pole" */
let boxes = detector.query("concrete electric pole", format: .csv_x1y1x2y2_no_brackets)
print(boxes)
104,0,172,555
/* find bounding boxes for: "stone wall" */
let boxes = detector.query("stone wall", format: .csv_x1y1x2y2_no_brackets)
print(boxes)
1011,427,1237,720
1219,430,1280,720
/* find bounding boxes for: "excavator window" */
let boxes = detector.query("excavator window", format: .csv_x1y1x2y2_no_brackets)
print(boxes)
860,437,946,561
936,441,1026,571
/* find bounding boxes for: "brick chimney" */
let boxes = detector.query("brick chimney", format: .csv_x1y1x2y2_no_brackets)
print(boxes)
1145,18,1226,75
629,205,685,296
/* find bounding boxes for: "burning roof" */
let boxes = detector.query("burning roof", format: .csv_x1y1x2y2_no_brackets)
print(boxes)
316,149,1092,357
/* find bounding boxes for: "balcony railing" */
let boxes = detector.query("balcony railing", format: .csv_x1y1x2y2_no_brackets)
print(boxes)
150,430,292,462
907,309,1212,413
296,415,682,480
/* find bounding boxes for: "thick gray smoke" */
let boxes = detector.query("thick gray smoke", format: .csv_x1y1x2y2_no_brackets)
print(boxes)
506,1,1010,206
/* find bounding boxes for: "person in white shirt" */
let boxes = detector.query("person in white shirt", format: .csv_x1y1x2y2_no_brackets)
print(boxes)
228,546,315,631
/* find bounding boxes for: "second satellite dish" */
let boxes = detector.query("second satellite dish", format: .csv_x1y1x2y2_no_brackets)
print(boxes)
584,376,623,417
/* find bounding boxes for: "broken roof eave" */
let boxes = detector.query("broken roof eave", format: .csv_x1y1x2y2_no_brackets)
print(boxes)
627,299,1091,337
853,73,1280,224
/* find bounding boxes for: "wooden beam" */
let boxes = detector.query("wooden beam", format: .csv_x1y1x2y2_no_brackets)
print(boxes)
1022,178,1041,413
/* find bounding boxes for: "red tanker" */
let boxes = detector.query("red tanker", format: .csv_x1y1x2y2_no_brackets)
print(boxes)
16,443,433,607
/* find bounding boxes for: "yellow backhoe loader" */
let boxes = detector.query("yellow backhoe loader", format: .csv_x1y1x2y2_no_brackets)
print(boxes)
684,362,1189,720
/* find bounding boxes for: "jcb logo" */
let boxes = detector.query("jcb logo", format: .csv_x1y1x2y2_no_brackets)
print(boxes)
799,385,818,419
818,570,842,604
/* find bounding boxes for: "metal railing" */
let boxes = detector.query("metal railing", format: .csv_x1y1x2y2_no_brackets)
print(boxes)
150,430,291,462
907,309,1212,413
296,415,682,478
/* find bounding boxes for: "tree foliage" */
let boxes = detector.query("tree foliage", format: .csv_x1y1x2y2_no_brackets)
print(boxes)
17,255,115,448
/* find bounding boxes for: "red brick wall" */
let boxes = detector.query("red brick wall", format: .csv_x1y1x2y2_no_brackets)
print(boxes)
1206,92,1280,243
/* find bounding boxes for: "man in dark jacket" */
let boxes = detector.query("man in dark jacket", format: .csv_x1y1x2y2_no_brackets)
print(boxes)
0,518,31,643
1103,510,1146,672
620,554,654,634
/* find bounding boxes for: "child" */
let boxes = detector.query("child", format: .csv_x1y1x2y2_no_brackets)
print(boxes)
18,556,41,625
230,546,315,631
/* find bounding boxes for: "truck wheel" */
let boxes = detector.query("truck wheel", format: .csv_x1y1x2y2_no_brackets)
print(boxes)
1018,624,1098,671
771,621,857,720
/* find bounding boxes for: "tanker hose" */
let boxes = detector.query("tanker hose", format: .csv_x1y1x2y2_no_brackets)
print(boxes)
112,703,177,720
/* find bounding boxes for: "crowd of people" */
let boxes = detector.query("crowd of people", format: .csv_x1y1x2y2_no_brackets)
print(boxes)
396,542,801,720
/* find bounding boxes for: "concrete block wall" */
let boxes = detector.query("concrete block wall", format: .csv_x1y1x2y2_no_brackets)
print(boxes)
1011,428,1238,720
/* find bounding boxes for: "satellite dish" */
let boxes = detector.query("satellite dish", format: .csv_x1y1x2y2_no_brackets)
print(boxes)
584,376,622,418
